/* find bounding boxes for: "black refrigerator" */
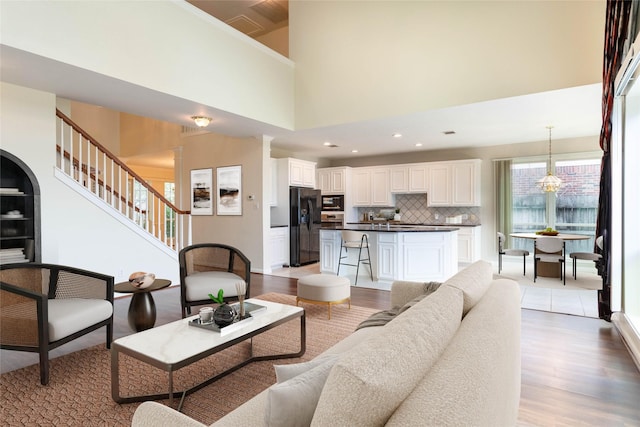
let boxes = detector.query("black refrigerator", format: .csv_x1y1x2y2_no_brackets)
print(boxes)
290,186,322,267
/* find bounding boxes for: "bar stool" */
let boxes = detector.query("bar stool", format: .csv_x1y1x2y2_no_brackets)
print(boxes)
336,230,372,286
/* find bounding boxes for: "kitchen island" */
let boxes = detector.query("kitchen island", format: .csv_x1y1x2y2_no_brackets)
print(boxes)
320,225,459,283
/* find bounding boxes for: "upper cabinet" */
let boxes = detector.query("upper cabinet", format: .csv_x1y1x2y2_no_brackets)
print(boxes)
352,167,395,206
317,167,350,195
428,160,481,207
390,164,428,193
288,158,316,188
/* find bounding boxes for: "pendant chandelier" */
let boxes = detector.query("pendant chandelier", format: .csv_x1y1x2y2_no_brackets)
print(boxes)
537,125,562,192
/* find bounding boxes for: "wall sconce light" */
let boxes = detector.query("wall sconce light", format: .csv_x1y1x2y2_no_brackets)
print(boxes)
191,116,212,128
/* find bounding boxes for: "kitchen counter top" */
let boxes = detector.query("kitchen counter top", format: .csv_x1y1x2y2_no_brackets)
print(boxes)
353,221,481,227
323,224,460,233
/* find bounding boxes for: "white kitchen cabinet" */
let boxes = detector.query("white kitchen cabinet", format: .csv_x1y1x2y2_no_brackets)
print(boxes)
428,160,481,206
408,164,429,192
401,231,457,282
451,160,480,206
317,167,349,194
390,164,428,193
427,163,452,205
377,233,398,281
352,169,372,205
353,167,395,206
288,158,316,188
269,227,289,269
390,166,409,193
457,226,481,264
320,229,342,273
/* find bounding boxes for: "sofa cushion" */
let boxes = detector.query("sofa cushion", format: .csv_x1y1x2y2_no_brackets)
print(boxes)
311,285,464,426
443,260,493,315
184,271,245,301
48,298,113,342
265,356,338,427
386,279,522,427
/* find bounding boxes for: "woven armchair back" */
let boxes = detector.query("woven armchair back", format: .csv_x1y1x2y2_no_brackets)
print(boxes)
181,244,250,282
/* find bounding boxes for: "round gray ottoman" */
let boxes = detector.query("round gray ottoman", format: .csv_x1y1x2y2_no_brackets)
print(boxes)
296,274,351,319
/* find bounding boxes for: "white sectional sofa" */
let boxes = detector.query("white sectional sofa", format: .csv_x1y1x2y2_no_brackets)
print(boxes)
132,260,521,426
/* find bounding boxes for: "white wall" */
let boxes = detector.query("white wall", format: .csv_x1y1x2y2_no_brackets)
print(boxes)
180,132,267,272
1,82,179,284
0,0,295,129
290,1,605,130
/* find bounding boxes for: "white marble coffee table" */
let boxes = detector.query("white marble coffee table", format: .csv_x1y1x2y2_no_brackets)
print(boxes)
111,298,305,410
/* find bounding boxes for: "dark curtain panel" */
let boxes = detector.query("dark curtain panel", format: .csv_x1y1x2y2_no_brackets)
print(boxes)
595,0,632,321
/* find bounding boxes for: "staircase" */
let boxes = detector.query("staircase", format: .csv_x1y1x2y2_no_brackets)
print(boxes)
54,109,191,254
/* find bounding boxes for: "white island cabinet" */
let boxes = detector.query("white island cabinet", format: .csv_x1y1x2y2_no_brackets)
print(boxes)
319,226,458,283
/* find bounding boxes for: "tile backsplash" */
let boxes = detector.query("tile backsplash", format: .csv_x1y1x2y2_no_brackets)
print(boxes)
356,194,480,225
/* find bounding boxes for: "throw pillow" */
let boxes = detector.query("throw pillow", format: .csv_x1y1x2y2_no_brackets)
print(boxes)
265,357,337,427
274,353,338,383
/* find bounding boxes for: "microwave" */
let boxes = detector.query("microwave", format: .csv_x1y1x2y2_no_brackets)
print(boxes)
321,195,344,211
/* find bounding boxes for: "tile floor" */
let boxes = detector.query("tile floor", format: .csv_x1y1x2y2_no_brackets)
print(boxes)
271,257,601,318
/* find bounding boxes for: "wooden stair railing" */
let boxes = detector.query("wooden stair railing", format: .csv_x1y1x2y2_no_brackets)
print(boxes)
55,109,191,252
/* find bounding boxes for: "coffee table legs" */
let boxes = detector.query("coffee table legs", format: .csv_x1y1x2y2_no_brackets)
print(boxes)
128,292,156,332
111,312,306,410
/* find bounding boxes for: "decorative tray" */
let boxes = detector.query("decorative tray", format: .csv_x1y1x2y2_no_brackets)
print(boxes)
189,315,254,336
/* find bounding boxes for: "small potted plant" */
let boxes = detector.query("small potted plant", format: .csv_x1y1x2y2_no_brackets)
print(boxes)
394,208,401,221
208,289,236,327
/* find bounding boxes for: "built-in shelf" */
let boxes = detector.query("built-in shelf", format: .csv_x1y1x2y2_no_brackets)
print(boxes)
0,150,41,264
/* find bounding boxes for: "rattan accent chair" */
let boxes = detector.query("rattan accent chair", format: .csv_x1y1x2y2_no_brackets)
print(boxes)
0,263,114,385
178,243,251,318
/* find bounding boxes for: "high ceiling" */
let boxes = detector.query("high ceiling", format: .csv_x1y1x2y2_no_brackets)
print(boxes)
187,0,288,39
0,1,603,165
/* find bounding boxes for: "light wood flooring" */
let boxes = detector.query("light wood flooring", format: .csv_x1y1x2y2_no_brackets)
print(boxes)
2,273,639,425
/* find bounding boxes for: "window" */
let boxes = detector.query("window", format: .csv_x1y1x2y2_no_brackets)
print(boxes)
511,156,600,253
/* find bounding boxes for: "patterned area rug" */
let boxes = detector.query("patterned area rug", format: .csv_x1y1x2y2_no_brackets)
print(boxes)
0,293,378,426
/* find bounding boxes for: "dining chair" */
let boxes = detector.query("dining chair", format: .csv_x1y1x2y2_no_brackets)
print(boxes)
497,232,529,275
336,230,372,286
534,236,566,285
569,235,603,279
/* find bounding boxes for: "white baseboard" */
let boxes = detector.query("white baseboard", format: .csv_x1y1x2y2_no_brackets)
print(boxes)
612,312,640,371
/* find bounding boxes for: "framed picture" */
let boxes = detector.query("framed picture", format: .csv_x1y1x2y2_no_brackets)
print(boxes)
190,168,213,215
216,165,242,216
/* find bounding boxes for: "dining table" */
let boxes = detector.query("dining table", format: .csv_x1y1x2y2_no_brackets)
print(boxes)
510,232,591,278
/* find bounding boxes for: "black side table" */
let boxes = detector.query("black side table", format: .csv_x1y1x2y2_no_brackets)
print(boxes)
114,279,171,332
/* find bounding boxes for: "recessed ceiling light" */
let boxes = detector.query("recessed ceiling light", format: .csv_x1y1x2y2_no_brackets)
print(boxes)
323,142,331,146
352,149,358,153
443,130,456,135
415,143,423,147
392,133,402,138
